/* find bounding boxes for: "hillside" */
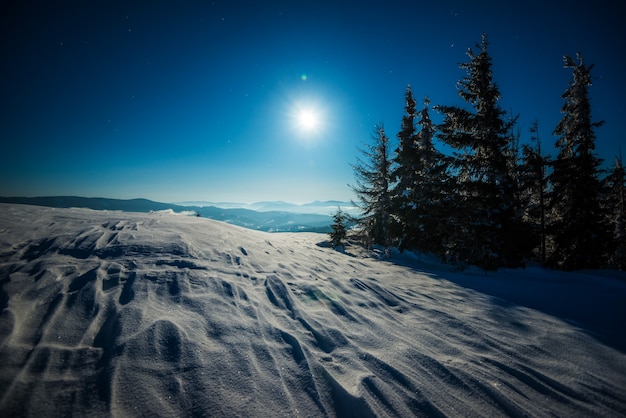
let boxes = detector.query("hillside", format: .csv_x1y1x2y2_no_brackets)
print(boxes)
0,196,334,232
0,204,625,417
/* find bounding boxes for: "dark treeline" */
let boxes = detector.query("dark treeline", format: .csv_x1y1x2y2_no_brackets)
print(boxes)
350,34,624,271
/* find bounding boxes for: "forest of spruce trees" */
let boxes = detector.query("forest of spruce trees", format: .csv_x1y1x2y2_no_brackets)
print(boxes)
350,34,624,271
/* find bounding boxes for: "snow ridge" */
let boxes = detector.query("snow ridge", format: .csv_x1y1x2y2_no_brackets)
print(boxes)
0,204,625,417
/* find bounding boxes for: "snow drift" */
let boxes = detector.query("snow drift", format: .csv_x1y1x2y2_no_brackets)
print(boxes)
0,203,625,417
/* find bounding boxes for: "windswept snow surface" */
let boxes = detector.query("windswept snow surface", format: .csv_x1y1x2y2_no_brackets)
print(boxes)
0,204,625,417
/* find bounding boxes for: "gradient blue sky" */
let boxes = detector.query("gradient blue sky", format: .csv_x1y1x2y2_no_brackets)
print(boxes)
2,1,624,203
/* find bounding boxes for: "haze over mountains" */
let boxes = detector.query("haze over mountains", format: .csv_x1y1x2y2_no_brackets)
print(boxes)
0,196,357,232
174,200,358,215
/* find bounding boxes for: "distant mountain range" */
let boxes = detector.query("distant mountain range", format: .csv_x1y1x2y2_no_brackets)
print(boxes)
0,196,358,233
174,200,358,215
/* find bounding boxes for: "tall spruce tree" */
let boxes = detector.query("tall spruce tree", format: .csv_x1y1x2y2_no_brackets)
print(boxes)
604,156,626,269
548,53,608,270
392,89,450,255
414,96,451,257
436,33,525,269
519,120,550,264
351,124,394,247
391,86,420,250
392,85,417,194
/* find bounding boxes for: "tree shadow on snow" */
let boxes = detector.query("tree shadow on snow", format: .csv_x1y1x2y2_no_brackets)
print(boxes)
388,251,626,354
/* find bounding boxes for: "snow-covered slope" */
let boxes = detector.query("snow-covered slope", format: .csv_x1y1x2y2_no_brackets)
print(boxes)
0,204,624,417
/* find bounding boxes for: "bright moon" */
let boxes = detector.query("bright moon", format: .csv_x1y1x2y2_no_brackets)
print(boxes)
298,109,319,131
289,99,326,138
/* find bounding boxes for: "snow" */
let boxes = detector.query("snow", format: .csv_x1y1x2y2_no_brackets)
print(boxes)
0,203,625,417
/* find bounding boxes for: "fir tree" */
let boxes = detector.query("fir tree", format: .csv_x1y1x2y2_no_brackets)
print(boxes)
390,86,419,250
436,33,525,269
413,96,451,257
350,124,394,247
603,156,626,269
519,120,550,264
548,53,608,270
392,85,418,187
392,89,450,256
329,207,348,249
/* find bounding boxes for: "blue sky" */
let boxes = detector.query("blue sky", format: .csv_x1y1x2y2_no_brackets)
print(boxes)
2,1,624,203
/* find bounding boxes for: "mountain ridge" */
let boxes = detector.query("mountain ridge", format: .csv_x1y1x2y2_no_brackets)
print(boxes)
174,199,357,214
0,196,339,232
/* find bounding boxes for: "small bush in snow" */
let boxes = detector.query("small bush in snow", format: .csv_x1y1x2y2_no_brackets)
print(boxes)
329,208,348,249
